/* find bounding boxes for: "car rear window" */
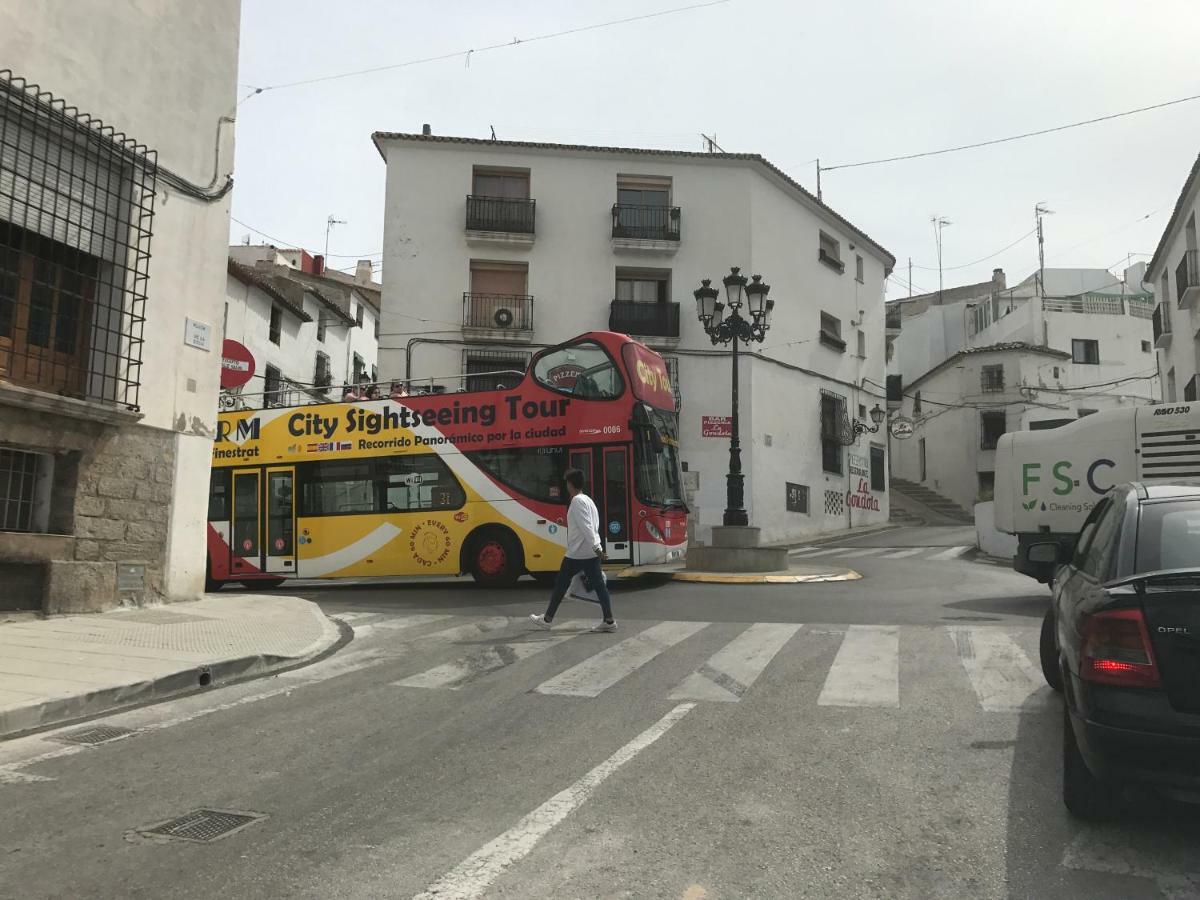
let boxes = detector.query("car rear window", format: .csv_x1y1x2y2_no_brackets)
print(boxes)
1136,500,1200,572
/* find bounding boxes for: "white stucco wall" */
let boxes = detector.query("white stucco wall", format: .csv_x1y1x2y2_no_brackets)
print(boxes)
975,501,1017,558
1146,174,1199,401
3,0,241,598
379,137,892,543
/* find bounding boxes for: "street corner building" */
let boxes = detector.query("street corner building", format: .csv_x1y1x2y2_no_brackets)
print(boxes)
0,2,241,613
371,129,896,545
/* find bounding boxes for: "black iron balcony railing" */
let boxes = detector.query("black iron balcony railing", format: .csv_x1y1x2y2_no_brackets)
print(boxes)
609,300,680,338
1185,375,1199,403
611,204,681,241
885,305,902,330
462,293,534,331
465,195,535,234
1153,302,1171,344
1176,249,1199,306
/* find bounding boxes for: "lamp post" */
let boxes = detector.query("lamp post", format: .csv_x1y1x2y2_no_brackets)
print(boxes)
694,267,774,527
852,403,887,439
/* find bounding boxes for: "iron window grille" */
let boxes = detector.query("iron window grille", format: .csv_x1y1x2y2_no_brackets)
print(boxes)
268,305,282,344
313,351,331,389
462,348,530,392
980,410,1006,450
981,364,1004,393
820,390,847,474
0,446,48,532
0,70,156,411
263,364,282,408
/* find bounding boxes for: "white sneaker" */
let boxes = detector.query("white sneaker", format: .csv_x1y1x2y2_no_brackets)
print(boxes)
529,614,552,630
590,621,618,633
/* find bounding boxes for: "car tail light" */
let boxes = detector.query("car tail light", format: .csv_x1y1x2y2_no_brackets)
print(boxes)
1079,608,1162,689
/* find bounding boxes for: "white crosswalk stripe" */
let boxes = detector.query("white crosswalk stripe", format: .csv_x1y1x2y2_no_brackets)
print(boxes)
947,626,1053,712
395,622,587,689
830,547,887,558
668,623,802,702
788,545,975,561
928,545,971,560
535,621,708,698
818,625,900,708
880,547,926,559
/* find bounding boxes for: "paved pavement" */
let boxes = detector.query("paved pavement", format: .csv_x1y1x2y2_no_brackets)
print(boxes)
2,525,1197,899
0,594,339,739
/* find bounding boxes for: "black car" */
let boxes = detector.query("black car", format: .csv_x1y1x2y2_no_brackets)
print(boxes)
1033,481,1200,818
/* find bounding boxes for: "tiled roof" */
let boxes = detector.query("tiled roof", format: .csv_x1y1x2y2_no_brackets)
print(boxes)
227,260,312,323
371,132,896,271
908,341,1072,391
1147,150,1200,279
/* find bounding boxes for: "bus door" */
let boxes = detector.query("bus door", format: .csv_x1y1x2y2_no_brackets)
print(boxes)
566,447,632,564
229,469,261,578
264,467,296,574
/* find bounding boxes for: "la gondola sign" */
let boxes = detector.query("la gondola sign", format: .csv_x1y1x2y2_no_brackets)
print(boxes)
890,416,915,440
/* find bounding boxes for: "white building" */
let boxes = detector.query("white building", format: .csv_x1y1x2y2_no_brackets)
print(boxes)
371,131,897,543
223,246,380,406
0,3,240,612
1145,151,1200,402
888,266,1158,512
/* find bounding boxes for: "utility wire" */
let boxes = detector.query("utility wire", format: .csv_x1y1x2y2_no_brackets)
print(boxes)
231,215,381,258
821,92,1200,172
241,0,729,97
911,229,1036,272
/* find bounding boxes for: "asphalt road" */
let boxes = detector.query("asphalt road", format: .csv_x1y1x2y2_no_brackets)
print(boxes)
2,525,1199,899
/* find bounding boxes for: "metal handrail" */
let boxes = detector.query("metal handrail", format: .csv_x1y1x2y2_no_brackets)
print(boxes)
220,369,528,411
466,195,535,234
611,203,681,241
462,292,534,330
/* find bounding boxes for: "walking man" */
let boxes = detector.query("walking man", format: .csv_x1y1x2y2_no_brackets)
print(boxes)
530,468,617,633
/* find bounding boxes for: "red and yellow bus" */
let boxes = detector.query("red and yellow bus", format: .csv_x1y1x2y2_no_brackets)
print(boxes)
206,332,686,589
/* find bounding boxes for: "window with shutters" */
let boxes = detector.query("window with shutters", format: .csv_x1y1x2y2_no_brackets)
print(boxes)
465,261,532,330
313,351,331,389
0,71,157,408
820,391,846,474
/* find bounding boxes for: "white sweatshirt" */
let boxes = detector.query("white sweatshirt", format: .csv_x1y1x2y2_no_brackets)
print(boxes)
565,493,603,559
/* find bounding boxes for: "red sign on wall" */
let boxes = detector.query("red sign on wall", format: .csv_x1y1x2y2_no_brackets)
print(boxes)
220,340,256,389
702,415,732,437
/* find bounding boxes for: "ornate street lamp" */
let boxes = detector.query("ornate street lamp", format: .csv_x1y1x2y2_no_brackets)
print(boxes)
694,267,774,527
853,404,886,439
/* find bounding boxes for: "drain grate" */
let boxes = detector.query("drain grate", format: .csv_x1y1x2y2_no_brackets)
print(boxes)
53,725,137,745
137,809,264,844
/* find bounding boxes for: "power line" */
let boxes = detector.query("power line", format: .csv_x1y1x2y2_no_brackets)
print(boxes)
231,216,381,257
242,1,729,97
912,229,1036,272
821,91,1200,172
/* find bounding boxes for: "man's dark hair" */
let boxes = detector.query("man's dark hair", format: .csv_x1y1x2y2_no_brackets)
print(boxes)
564,468,585,491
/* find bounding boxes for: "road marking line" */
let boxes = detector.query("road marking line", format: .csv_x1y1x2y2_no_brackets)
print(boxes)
881,547,926,558
833,547,887,558
818,625,900,708
535,621,708,698
394,623,586,689
928,546,971,560
370,614,454,632
668,623,801,702
790,547,850,557
411,702,696,900
947,627,1051,712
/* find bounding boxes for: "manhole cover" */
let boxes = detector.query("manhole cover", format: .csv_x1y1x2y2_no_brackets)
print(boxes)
53,725,137,745
135,809,265,844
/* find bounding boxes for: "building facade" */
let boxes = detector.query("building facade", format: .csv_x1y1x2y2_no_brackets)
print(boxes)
1146,152,1200,403
888,266,1158,512
372,132,896,544
0,3,240,612
224,247,380,407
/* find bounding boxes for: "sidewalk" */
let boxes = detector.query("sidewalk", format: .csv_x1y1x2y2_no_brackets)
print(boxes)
619,560,861,585
0,594,340,740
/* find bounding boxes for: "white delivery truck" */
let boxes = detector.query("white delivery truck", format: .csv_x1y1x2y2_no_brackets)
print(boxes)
994,401,1200,582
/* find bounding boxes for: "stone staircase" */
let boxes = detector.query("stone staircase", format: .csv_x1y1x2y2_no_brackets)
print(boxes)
890,478,974,525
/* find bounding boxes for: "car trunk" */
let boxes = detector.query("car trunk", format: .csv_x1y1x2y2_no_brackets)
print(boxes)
1141,575,1200,714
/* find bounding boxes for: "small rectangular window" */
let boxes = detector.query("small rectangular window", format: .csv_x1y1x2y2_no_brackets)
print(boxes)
269,305,282,345
819,232,843,272
316,315,327,343
374,315,380,340
615,267,670,303
913,391,922,416
353,353,365,383
207,469,231,521
264,364,282,407
981,364,1004,393
980,410,1007,450
819,312,846,352
1141,339,1152,353
354,303,364,328
1072,338,1099,364
870,446,885,492
820,392,845,475
314,351,331,388
0,448,51,533
855,254,864,283
858,403,867,421
857,330,866,357
472,167,530,200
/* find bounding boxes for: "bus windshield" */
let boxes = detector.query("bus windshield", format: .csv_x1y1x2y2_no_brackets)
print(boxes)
632,403,684,508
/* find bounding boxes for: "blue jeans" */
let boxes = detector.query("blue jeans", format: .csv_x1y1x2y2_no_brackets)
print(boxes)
543,555,613,623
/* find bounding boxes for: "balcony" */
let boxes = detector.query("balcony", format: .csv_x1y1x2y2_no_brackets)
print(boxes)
1186,375,1199,403
609,300,681,348
465,195,536,248
1176,249,1200,309
885,304,902,334
1153,301,1172,348
462,293,534,343
886,374,903,408
611,204,681,254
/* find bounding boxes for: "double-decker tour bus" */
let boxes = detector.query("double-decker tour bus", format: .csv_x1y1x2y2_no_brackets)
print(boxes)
206,332,686,590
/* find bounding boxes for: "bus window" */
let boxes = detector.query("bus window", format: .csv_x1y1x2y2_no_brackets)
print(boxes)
233,472,260,556
208,469,230,521
466,447,568,505
632,404,684,508
378,455,465,512
532,341,623,400
300,459,375,515
299,455,465,516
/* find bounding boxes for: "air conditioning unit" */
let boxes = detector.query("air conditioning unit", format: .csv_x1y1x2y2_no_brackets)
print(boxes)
493,307,515,328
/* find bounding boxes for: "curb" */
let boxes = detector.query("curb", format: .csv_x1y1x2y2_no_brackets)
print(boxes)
0,600,344,743
668,568,862,585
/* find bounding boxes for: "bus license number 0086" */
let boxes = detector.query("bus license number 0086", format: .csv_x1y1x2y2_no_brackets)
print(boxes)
602,425,621,434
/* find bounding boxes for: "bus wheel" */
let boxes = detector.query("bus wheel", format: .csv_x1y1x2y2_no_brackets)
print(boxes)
469,531,522,587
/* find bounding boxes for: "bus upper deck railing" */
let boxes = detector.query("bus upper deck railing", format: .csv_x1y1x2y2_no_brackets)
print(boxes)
220,370,527,412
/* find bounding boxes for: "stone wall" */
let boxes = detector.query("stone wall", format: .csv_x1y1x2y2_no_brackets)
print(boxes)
0,403,177,613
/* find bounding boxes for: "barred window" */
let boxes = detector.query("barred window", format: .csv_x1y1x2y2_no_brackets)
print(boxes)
820,391,845,475
464,349,530,392
0,447,51,532
314,351,331,388
0,70,156,409
981,364,1004,393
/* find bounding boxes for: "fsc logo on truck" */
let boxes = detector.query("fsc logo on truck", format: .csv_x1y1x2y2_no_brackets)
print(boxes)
1021,457,1117,510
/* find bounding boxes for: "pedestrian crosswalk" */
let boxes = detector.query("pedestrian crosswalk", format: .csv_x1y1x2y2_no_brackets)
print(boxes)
338,613,1054,714
788,545,973,562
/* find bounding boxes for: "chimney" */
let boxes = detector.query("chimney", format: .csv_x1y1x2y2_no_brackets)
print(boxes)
313,254,325,275
992,267,1006,289
421,123,432,136
355,259,374,285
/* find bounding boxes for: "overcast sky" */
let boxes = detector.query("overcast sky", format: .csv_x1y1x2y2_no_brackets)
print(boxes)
230,0,1200,296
